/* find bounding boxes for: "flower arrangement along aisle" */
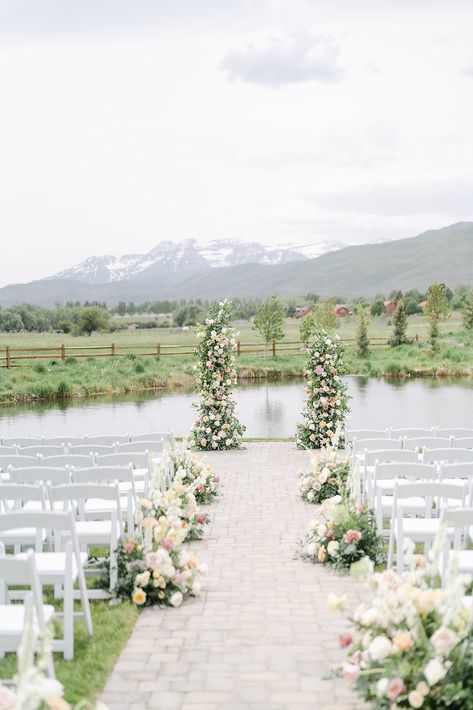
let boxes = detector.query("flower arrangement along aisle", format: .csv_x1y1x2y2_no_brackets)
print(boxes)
300,495,385,571
296,329,350,449
332,539,473,710
171,448,221,504
190,299,245,450
297,431,350,504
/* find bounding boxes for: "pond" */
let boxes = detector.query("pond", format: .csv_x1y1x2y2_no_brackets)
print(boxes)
0,377,472,439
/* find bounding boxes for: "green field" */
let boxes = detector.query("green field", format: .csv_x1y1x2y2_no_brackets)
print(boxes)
0,313,471,405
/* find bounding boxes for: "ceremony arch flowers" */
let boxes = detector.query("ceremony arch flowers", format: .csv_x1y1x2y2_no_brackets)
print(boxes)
296,329,349,449
190,299,245,450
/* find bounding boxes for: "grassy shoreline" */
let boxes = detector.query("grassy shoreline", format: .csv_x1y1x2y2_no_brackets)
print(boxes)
0,339,473,406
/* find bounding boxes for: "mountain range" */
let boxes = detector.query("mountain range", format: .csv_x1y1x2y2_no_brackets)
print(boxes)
0,223,471,307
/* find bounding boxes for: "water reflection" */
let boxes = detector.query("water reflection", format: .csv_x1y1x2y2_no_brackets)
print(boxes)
0,376,472,439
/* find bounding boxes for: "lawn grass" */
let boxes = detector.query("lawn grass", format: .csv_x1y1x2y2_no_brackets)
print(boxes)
0,314,471,405
0,597,138,704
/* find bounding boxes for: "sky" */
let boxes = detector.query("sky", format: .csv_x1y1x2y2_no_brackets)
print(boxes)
0,0,472,286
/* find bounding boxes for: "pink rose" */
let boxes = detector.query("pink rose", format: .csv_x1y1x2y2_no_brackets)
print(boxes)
343,529,362,544
339,633,353,648
387,678,406,701
197,513,207,525
161,538,174,551
342,663,360,684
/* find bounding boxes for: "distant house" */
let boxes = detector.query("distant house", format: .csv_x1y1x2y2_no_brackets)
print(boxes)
418,300,428,310
334,304,349,317
384,300,397,316
127,323,138,331
294,306,315,319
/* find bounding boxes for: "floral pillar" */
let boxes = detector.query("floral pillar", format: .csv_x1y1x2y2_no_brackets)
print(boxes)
296,329,349,448
190,299,245,450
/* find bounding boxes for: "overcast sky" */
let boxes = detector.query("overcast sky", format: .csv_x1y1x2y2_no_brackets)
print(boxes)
0,0,472,286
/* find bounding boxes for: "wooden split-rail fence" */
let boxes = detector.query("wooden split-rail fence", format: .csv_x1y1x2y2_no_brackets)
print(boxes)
0,335,421,368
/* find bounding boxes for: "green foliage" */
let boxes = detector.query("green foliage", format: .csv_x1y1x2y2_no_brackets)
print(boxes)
425,282,449,352
76,307,110,336
173,303,205,327
389,297,410,346
463,292,473,330
370,298,385,317
299,314,317,342
252,296,285,346
356,307,370,359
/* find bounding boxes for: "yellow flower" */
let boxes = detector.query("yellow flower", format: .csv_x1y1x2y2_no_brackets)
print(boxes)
132,588,147,605
318,547,327,562
200,439,207,447
327,520,334,529
188,554,199,569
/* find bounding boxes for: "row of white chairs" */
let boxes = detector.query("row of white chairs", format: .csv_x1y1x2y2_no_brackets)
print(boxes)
0,450,155,474
352,436,473,456
0,439,167,458
346,427,473,442
0,431,174,447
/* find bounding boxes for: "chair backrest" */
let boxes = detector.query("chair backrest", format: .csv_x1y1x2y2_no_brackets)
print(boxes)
95,452,148,469
353,438,400,455
0,509,78,553
423,448,473,465
48,483,123,532
0,455,39,471
0,551,47,628
71,465,134,485
116,441,162,454
1,437,42,447
0,483,46,512
390,428,433,438
453,437,473,450
405,436,452,450
42,454,94,469
130,432,173,444
44,436,85,446
345,429,387,443
364,449,418,466
9,466,70,486
394,480,466,518
22,445,66,457
0,446,19,456
437,428,473,438
68,444,114,456
86,434,130,445
374,462,436,482
439,462,473,480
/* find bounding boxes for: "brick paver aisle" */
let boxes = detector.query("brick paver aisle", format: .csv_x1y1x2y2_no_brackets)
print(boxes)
101,443,368,710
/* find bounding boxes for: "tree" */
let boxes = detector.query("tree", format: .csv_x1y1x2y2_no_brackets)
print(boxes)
253,296,285,355
299,314,317,343
425,282,449,353
76,307,110,336
173,304,205,327
463,292,473,330
389,298,410,346
370,298,385,317
356,307,370,359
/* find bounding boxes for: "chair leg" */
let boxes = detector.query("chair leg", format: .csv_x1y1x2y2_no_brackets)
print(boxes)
387,528,394,568
63,578,74,661
396,533,404,573
109,548,118,595
76,565,93,636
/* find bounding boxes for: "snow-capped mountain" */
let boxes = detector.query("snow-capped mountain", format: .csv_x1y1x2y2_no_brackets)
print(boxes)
49,238,344,284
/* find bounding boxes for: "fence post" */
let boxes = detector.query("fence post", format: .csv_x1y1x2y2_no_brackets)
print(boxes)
272,340,276,357
61,343,65,360
5,346,10,369
415,334,419,342
111,343,116,357
157,343,161,358
237,341,241,357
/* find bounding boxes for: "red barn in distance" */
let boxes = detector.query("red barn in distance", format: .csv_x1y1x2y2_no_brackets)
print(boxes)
384,300,397,316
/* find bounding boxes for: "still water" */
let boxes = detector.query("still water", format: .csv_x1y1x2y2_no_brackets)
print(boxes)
0,377,472,439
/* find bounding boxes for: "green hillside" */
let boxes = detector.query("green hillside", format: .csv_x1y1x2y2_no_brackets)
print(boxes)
0,222,472,306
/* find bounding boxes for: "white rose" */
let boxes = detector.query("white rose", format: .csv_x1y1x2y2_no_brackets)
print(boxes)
325,593,346,612
307,542,316,556
162,564,176,578
368,635,392,661
327,540,340,557
376,678,389,697
135,571,150,587
192,581,202,596
170,591,183,607
408,691,424,708
361,607,379,626
431,627,458,657
307,491,315,501
424,658,448,686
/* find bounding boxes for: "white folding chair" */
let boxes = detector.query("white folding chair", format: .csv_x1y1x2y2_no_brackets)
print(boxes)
22,445,66,457
0,455,39,474
352,438,401,457
96,452,150,493
45,437,85,446
437,428,473,438
116,441,163,454
9,467,71,487
439,462,473,486
0,510,93,660
68,445,114,456
390,427,433,438
1,437,42,447
0,484,48,552
346,429,388,446
0,446,19,456
42,454,95,469
362,448,418,502
423,448,473,465
130,431,174,445
71,466,135,533
405,436,452,451
373,462,437,535
48,483,122,598
440,508,473,582
86,434,130,445
388,481,467,571
0,551,55,678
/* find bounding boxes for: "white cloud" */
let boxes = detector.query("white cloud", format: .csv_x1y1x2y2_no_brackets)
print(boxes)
221,32,344,87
